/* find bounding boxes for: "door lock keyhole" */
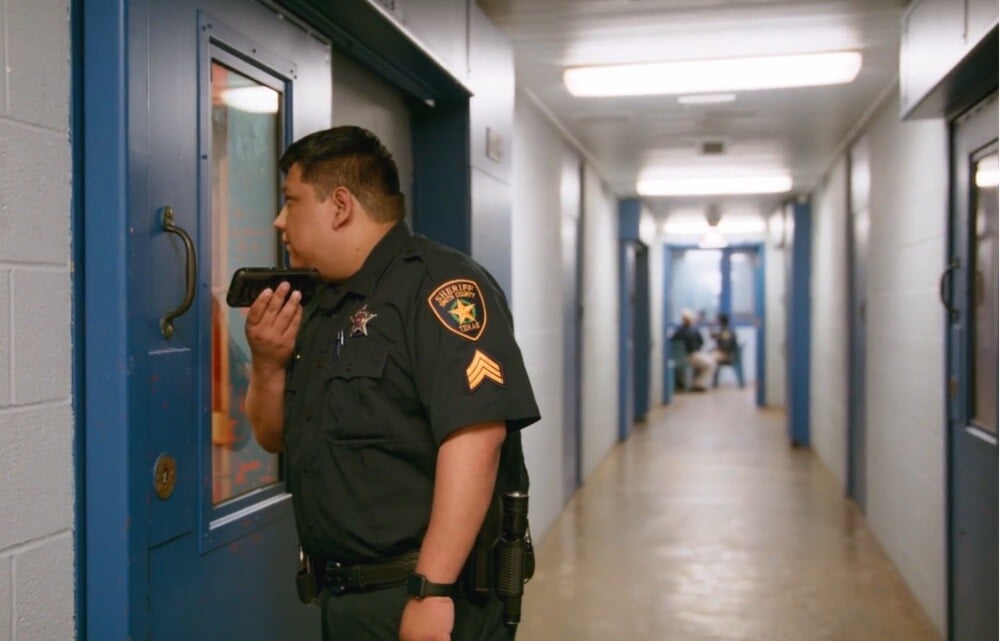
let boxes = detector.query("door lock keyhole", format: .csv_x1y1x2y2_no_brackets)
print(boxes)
154,454,177,500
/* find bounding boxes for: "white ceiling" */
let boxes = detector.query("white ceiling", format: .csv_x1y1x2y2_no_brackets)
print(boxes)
477,0,909,219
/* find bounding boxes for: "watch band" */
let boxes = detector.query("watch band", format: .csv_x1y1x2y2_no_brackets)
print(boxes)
406,572,455,599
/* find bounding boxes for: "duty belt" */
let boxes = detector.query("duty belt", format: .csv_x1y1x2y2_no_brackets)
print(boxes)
315,550,419,595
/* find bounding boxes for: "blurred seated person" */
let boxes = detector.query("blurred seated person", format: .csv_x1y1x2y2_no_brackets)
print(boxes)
670,309,715,391
711,313,739,364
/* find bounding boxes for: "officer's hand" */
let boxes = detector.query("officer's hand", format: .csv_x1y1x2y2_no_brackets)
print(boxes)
399,596,453,641
244,282,302,372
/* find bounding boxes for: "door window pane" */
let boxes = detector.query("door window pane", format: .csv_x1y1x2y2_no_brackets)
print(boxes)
210,61,282,505
972,150,998,433
670,249,721,324
729,251,757,323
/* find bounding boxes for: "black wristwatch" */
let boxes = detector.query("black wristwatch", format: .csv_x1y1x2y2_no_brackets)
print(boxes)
406,572,454,599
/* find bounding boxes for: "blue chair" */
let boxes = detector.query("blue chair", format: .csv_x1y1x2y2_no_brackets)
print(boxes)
712,342,744,388
669,339,693,392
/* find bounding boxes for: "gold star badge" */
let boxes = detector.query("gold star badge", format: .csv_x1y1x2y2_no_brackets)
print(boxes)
349,304,377,337
427,279,487,341
449,298,478,325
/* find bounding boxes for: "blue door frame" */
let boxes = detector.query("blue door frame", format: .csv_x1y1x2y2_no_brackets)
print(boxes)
77,2,479,638
618,199,650,440
661,242,767,406
786,200,812,446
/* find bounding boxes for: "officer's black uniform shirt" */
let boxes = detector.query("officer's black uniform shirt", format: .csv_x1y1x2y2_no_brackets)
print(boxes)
284,222,540,562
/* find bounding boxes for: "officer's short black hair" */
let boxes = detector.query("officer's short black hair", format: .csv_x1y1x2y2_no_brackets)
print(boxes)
279,126,404,223
718,312,729,326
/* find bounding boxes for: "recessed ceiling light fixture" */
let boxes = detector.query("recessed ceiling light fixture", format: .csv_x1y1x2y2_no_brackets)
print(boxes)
564,51,862,97
638,174,793,197
677,93,736,105
220,86,280,114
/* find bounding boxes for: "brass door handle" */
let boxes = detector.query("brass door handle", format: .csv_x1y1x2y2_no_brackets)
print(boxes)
938,260,959,321
159,206,198,339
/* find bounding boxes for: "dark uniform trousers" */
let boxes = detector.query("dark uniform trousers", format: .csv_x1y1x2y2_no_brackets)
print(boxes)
319,587,516,641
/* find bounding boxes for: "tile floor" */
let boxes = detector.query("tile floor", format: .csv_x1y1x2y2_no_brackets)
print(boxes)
517,387,942,641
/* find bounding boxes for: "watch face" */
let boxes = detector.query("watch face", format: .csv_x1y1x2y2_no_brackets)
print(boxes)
406,572,425,597
406,572,453,598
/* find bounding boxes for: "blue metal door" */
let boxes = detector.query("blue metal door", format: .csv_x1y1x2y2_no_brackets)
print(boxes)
618,242,636,441
946,93,998,641
127,2,329,638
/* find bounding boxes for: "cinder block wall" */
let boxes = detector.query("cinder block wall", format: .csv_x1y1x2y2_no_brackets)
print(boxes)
0,2,76,640
808,89,949,635
810,157,850,489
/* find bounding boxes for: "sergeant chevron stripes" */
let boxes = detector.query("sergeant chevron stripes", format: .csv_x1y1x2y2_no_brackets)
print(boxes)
466,350,504,391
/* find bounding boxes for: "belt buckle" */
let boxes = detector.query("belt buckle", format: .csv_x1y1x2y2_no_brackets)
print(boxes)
326,560,348,595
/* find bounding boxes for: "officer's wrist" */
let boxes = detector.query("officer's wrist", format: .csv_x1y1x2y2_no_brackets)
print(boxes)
406,572,455,599
250,360,287,382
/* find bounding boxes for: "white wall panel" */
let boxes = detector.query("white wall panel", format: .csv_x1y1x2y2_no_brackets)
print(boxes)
0,122,72,263
810,157,849,489
856,91,948,634
6,0,70,130
330,50,413,226
0,556,10,641
0,404,73,552
648,223,664,406
580,165,619,479
807,89,949,634
11,271,71,404
0,271,9,408
764,222,787,407
12,535,74,641
0,2,75,636
512,91,568,538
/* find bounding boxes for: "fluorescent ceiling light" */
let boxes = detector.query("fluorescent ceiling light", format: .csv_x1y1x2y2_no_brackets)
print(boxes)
565,51,862,97
638,174,793,197
698,228,728,249
678,93,736,105
976,155,999,188
221,86,280,114
977,168,999,188
719,218,767,234
663,219,708,235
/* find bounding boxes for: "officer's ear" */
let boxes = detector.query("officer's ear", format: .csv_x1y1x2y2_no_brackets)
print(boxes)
329,185,353,230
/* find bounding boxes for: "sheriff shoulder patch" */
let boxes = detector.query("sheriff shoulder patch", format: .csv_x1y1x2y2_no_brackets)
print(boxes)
466,349,504,391
427,279,488,341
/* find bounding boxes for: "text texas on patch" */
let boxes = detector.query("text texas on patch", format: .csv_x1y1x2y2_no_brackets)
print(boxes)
427,279,488,341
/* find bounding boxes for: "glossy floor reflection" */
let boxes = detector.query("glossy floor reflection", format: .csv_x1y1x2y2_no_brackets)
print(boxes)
518,387,941,641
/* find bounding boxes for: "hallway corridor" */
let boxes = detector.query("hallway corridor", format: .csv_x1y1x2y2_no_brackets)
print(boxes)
518,388,941,641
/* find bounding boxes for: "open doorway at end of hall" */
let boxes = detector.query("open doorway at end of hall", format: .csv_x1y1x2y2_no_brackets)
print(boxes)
662,244,766,403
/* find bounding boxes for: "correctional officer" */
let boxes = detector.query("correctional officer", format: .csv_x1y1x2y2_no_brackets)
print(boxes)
244,125,539,641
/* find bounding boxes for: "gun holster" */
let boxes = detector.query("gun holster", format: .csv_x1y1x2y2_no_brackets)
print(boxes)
296,547,320,605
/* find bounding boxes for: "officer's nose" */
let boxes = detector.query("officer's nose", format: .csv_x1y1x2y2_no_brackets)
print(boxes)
274,205,287,231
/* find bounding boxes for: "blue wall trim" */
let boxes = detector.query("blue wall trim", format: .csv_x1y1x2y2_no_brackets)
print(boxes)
619,198,641,240
411,99,472,252
754,243,767,407
787,201,812,446
83,1,135,638
662,246,673,402
71,1,86,637
617,241,633,441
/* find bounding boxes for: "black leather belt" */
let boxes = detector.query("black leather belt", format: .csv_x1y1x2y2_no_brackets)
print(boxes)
315,550,419,595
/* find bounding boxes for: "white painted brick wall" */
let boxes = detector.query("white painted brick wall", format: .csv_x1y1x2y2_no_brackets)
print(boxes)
580,164,619,479
865,92,948,635
0,273,9,407
6,1,70,131
810,157,850,489
0,556,8,641
512,92,568,538
810,89,948,635
0,1,76,640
